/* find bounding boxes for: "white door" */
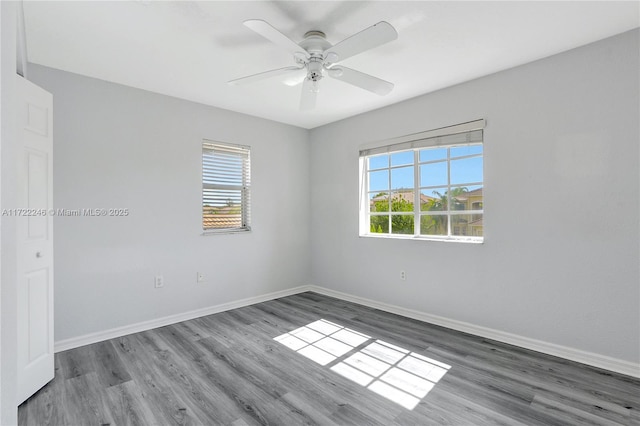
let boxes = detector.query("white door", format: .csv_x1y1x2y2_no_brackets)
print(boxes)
16,75,54,404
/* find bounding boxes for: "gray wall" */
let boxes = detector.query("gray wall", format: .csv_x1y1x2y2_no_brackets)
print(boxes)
308,30,640,364
29,65,310,342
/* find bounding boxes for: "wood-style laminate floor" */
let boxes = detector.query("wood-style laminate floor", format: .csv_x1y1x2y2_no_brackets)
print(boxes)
18,292,640,425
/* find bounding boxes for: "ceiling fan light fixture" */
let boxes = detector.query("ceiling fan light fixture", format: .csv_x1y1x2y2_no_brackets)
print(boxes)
307,59,324,82
310,79,320,93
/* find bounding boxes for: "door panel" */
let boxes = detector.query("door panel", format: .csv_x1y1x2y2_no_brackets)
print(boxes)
27,269,49,361
17,75,54,405
27,150,48,239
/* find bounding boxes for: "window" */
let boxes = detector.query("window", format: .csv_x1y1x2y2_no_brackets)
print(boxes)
359,121,484,242
202,140,251,233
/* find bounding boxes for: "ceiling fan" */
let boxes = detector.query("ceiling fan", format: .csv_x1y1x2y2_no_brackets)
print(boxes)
228,19,398,110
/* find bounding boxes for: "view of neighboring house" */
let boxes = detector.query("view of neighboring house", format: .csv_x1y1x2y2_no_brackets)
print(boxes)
451,187,483,237
370,188,483,236
203,205,242,229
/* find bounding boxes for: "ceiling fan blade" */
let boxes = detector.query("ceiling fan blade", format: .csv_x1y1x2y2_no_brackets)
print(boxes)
328,66,394,95
283,72,307,87
228,66,303,86
324,21,397,63
244,19,308,57
300,78,317,111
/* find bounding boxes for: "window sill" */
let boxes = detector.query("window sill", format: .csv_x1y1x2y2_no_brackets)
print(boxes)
359,233,483,244
202,228,251,236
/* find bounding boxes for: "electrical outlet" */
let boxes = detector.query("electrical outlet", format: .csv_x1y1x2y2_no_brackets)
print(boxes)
154,275,164,288
197,272,205,283
400,270,406,281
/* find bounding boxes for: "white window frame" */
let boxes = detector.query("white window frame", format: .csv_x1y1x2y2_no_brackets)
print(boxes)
202,140,251,234
359,120,485,243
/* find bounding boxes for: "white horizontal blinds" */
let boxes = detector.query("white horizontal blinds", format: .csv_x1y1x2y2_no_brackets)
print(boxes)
360,129,483,157
202,141,251,231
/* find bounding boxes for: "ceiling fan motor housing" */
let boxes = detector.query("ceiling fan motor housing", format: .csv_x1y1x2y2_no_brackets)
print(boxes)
299,31,333,82
300,31,331,54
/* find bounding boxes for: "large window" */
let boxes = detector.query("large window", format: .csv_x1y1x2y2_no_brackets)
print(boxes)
360,121,484,242
202,140,251,233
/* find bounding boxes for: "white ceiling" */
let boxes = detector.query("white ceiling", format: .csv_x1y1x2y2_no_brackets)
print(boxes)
23,1,639,129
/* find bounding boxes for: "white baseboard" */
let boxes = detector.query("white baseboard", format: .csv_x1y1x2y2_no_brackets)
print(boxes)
55,283,639,378
54,285,313,352
306,285,640,378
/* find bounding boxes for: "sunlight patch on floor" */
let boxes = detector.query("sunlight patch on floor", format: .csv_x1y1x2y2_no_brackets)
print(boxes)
274,319,451,410
274,319,370,366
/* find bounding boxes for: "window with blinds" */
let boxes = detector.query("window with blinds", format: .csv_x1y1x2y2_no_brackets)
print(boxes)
202,140,251,233
359,120,484,242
